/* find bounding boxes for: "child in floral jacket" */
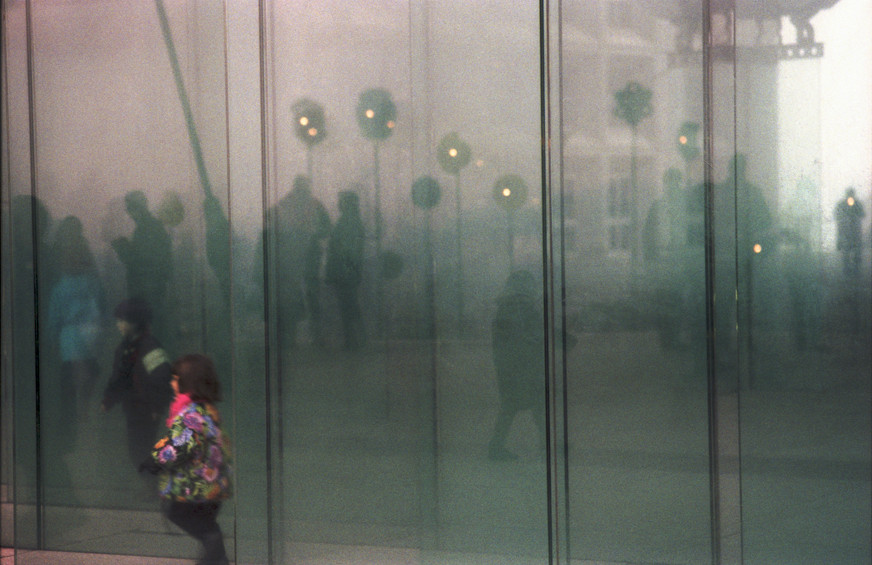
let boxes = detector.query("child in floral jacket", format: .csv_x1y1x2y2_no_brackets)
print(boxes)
144,353,231,565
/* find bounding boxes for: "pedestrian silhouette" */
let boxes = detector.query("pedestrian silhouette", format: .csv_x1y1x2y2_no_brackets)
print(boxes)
101,298,172,475
488,270,545,461
325,191,366,350
111,191,173,344
729,154,773,257
47,216,105,443
266,175,331,348
643,168,687,349
834,187,865,277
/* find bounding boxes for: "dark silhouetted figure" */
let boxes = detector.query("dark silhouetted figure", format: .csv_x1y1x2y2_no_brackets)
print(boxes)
835,188,865,277
730,154,773,257
325,191,366,350
111,191,173,343
47,216,105,441
101,298,172,472
643,168,687,349
267,175,331,348
781,229,821,349
141,354,232,565
204,190,232,302
488,270,545,461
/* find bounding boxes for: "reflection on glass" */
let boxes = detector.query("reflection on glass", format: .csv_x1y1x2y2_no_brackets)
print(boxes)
1,0,869,564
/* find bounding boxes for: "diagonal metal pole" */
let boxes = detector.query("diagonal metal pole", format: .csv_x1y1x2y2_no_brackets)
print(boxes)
155,0,213,200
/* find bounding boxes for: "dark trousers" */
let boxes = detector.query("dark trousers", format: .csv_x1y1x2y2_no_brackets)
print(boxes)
166,500,228,564
123,401,160,470
333,283,363,350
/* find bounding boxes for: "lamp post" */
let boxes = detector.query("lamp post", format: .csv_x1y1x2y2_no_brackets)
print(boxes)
356,88,397,336
493,174,528,272
614,81,653,275
292,98,327,181
676,121,701,189
412,176,442,340
436,132,472,330
411,174,442,535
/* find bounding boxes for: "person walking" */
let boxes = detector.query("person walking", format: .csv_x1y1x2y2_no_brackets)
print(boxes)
142,353,232,565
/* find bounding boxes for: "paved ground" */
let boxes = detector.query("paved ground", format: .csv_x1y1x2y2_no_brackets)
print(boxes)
3,261,870,564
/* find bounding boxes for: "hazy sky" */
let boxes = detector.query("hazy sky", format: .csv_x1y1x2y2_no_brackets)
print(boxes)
814,0,872,203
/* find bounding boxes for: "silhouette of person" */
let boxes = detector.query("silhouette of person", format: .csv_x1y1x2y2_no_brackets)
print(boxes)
101,298,172,473
488,270,545,461
47,216,105,442
729,154,773,258
834,188,865,277
111,191,173,344
203,190,232,302
781,229,821,349
11,195,55,378
781,178,823,350
643,168,687,349
325,191,366,350
266,175,331,348
728,154,773,324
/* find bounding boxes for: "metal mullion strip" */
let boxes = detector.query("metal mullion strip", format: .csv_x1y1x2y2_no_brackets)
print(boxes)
701,0,720,561
702,1,743,563
257,2,284,563
540,0,571,563
23,0,45,549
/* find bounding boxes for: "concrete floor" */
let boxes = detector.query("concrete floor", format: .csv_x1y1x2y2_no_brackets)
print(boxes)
3,272,870,564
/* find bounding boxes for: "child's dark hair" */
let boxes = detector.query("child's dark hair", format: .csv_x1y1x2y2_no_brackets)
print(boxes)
172,353,222,403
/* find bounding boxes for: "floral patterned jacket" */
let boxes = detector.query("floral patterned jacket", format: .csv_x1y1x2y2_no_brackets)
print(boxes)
151,401,232,503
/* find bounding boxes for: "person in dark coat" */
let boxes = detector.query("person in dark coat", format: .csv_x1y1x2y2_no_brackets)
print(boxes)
101,298,172,471
111,191,173,343
835,187,865,277
257,175,331,348
325,191,366,350
488,270,545,461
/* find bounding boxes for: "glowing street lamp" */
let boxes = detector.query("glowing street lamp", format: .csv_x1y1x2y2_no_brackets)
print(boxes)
412,175,443,340
436,132,472,329
292,98,327,180
493,174,528,270
356,88,397,336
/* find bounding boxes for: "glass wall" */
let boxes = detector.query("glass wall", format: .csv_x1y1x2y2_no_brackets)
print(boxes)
2,1,870,564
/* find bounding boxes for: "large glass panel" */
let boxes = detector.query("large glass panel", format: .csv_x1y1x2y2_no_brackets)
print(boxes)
0,2,260,561
3,2,41,552
262,1,550,563
735,1,872,563
4,1,870,564
560,1,714,563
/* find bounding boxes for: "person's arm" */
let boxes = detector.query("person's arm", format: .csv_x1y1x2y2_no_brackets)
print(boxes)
149,409,203,471
141,345,172,415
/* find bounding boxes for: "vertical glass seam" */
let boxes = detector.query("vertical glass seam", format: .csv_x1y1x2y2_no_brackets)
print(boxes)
701,0,721,561
24,0,45,548
728,5,745,564
1,3,18,552
257,2,278,563
219,3,239,562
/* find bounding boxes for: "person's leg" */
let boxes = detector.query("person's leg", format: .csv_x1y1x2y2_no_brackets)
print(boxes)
167,501,228,564
488,404,518,460
125,404,160,469
305,275,324,345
